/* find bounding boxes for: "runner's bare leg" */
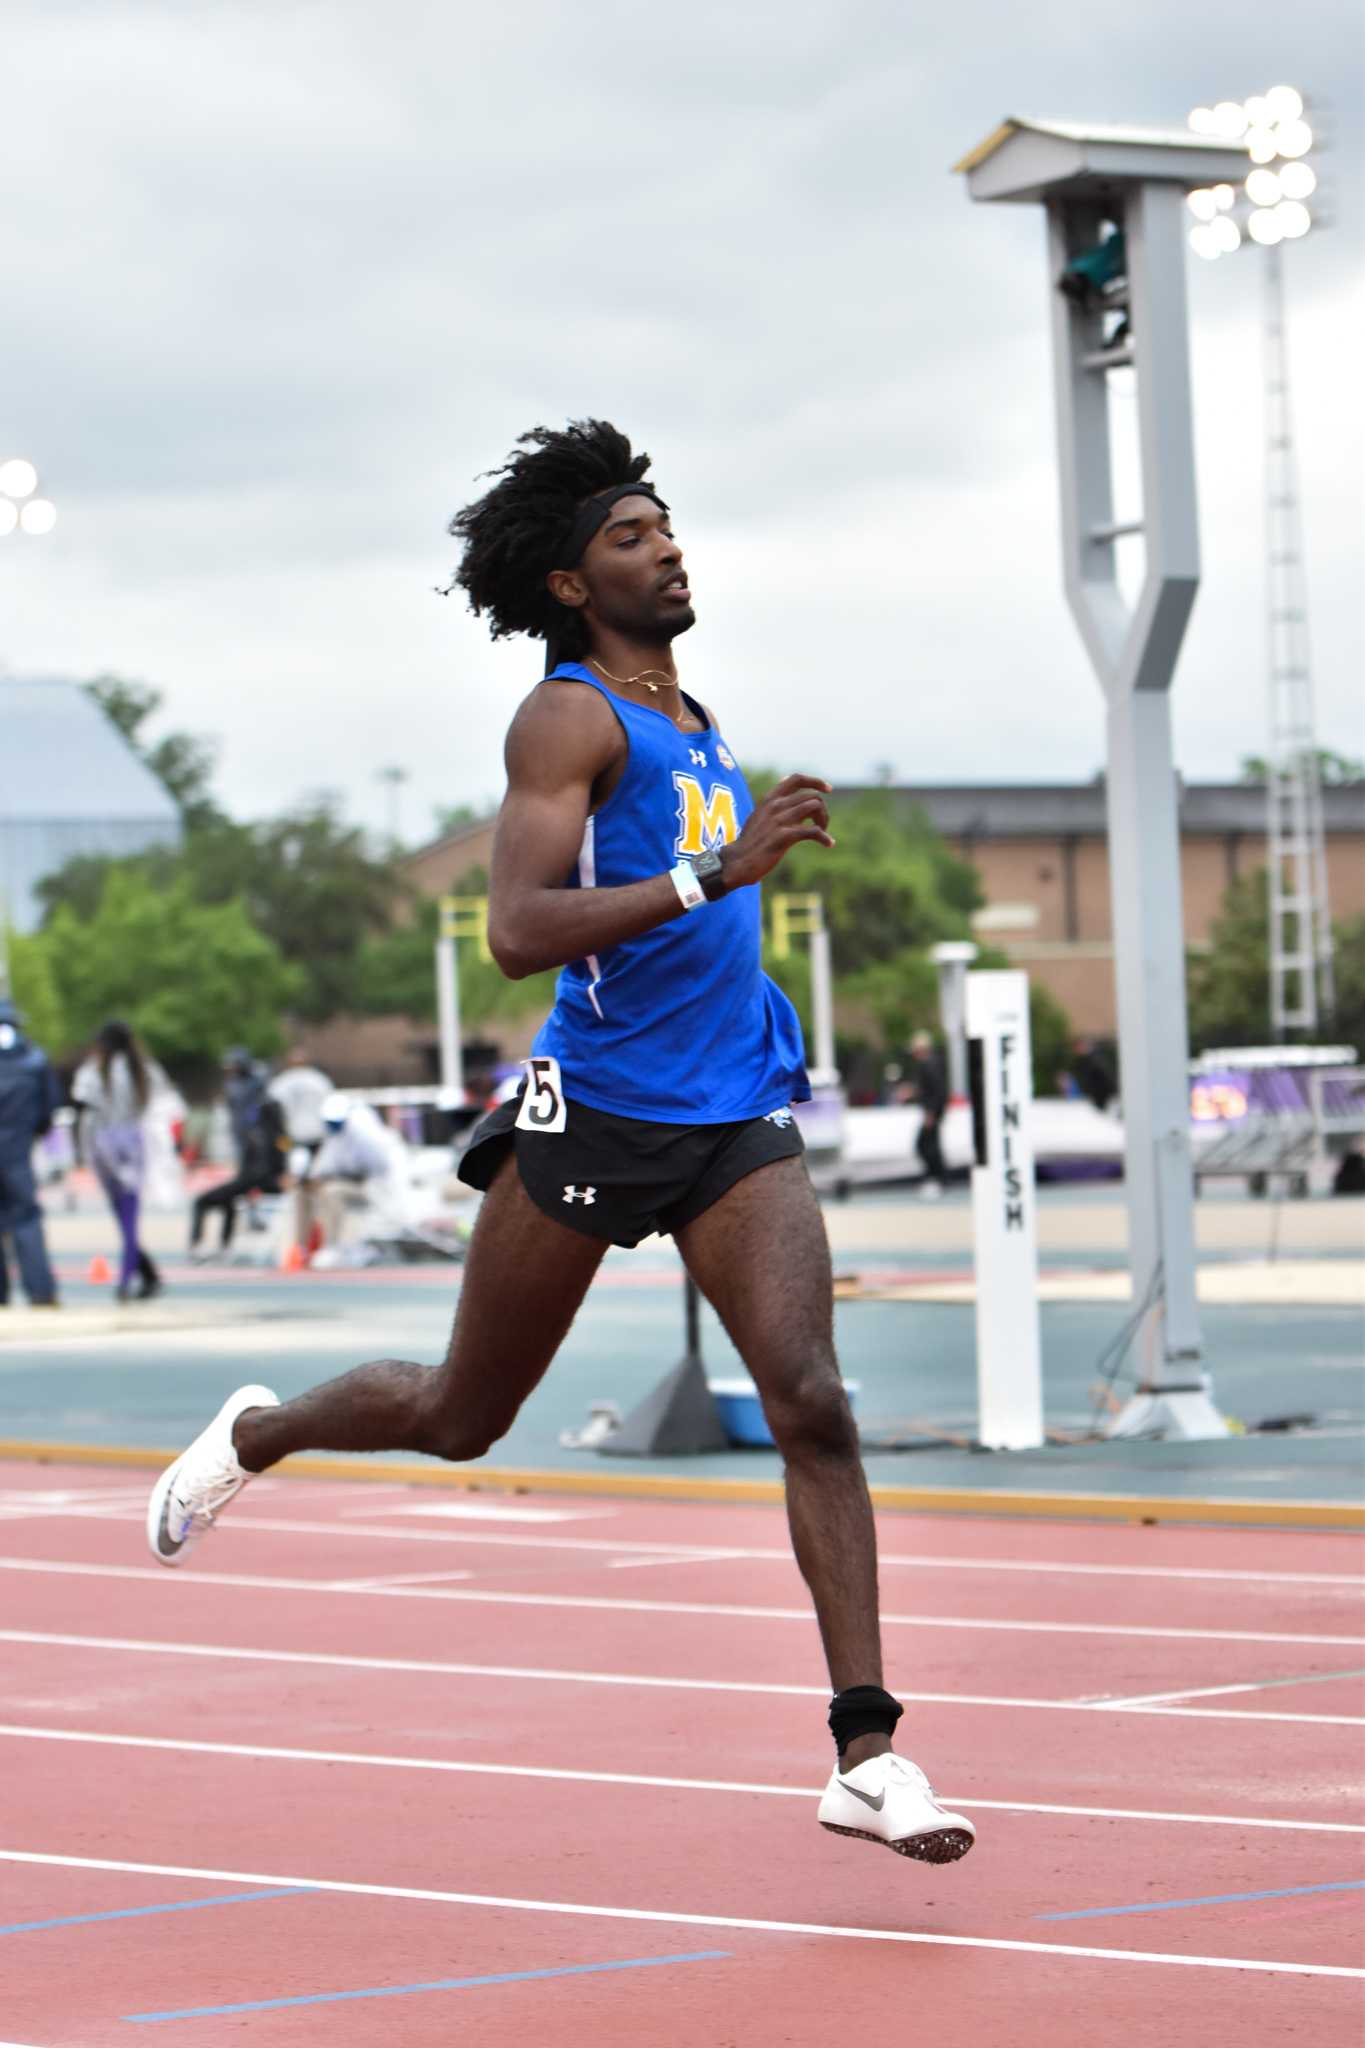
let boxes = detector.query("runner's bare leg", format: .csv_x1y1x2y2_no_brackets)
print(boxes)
674,1156,890,1766
233,1158,606,1471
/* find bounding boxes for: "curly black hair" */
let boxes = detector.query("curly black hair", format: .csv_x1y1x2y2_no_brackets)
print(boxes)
447,419,652,661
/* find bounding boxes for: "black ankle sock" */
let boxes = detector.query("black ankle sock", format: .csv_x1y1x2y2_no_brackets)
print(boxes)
829,1684,903,1759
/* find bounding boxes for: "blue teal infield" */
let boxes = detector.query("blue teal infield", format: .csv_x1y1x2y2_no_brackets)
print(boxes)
1,1183,1361,1523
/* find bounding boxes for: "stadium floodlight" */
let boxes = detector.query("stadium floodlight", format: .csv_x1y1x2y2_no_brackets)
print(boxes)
0,456,56,537
0,457,38,500
1184,89,1321,264
1276,200,1312,239
1264,85,1304,122
1212,216,1242,253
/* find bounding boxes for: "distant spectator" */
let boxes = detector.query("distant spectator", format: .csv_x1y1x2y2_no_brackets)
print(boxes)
904,1028,948,1200
1069,1036,1116,1114
268,1047,334,1252
189,1092,291,1258
0,998,61,1307
220,1046,267,1168
302,1092,407,1251
72,1020,166,1303
1333,1144,1365,1198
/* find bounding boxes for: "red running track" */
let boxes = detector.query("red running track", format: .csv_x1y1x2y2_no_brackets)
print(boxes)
0,1463,1362,2047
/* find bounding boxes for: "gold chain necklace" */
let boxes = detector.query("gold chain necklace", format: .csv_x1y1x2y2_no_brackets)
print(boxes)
587,654,690,728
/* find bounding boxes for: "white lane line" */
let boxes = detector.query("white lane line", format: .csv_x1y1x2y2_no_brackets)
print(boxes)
1100,1671,1365,1709
1,1723,1360,1835
606,1552,754,1571
321,1570,473,1591
349,1502,610,1524
4,1630,1361,1726
0,1556,1357,1648
1,1850,1359,1979
34,1506,1365,1585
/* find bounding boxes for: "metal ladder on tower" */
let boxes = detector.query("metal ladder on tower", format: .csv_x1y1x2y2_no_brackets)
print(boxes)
1264,239,1334,1039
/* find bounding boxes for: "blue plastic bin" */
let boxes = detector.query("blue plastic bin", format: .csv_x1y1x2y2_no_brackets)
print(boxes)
707,1377,860,1449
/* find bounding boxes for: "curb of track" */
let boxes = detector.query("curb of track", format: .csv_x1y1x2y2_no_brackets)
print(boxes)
0,1438,1361,1530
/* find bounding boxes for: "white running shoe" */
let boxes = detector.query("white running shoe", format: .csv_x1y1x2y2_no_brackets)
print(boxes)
818,1753,976,1863
146,1384,278,1566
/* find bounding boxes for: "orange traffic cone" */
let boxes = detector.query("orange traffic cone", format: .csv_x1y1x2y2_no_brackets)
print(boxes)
87,1254,112,1284
281,1242,307,1273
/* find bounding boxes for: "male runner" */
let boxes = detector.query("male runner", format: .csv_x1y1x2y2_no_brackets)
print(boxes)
147,419,974,1866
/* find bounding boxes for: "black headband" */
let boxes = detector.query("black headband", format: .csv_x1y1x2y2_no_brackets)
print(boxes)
558,482,669,571
544,482,669,675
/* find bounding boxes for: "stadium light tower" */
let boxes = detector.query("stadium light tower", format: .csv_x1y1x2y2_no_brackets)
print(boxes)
954,117,1251,1439
1186,88,1333,1039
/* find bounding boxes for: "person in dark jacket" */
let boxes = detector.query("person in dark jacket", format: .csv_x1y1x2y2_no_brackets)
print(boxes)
0,999,61,1306
221,1047,267,1168
905,1028,948,1199
189,1092,290,1257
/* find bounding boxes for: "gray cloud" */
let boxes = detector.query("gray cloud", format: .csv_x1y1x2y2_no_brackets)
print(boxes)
2,0,1359,836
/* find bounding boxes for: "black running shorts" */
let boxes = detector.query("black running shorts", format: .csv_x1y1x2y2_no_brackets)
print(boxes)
457,1088,806,1247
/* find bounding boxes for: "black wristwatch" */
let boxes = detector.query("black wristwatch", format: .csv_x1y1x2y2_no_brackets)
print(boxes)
689,848,728,903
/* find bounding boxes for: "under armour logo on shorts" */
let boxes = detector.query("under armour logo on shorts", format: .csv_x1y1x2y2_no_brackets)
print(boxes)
764,1107,794,1128
562,1185,597,1205
689,748,708,767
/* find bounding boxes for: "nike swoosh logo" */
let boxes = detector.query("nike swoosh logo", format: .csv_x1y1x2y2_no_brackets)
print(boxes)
843,1782,885,1812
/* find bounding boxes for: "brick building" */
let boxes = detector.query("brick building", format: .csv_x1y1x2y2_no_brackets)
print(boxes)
302,781,1365,1083
864,779,1365,1035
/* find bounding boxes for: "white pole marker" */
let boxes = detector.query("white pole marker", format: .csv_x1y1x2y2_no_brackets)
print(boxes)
967,970,1044,1450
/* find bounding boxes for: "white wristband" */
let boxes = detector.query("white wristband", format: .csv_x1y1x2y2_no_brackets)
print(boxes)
669,859,705,912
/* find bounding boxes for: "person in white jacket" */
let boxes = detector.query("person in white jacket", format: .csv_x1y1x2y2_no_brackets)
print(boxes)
303,1093,407,1249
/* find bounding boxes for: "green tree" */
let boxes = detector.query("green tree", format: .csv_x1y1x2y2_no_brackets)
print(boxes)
36,799,404,1024
765,787,983,977
4,928,66,1052
1239,749,1364,786
1329,915,1365,1057
430,802,487,840
753,786,1074,1090
355,879,558,1029
1187,869,1273,1050
1187,868,1365,1054
38,869,302,1068
84,673,223,827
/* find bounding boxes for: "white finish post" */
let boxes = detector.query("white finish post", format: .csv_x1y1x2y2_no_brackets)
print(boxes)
435,933,463,1097
809,919,837,1086
967,970,1044,1450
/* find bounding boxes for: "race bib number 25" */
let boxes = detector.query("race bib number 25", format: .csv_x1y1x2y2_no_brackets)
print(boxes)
516,1056,567,1134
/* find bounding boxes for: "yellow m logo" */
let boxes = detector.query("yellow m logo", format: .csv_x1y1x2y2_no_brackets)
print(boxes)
673,772,739,856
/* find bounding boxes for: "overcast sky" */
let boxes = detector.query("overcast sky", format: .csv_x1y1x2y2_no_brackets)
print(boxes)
3,0,1361,844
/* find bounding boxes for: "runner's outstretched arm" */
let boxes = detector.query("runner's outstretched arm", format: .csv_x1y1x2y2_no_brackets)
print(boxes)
489,681,834,978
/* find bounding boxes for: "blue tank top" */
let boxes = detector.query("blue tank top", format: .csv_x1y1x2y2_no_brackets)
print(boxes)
530,664,810,1123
